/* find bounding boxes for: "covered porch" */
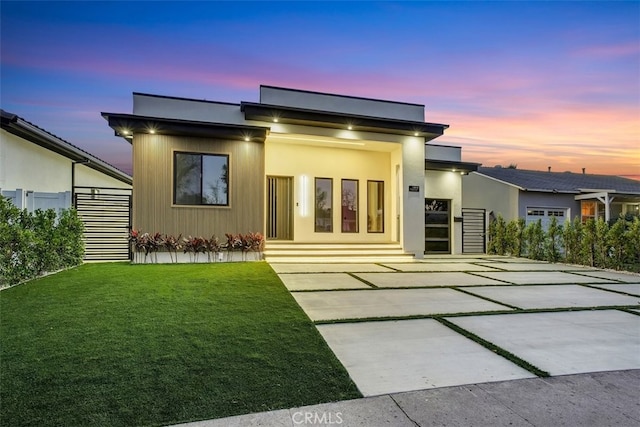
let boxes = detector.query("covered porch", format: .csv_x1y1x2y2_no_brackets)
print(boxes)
576,190,640,222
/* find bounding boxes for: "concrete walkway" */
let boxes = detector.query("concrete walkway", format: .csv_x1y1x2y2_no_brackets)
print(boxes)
175,257,640,426
176,370,640,426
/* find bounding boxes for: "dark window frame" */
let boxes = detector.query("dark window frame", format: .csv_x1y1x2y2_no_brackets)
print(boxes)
367,180,384,233
315,177,333,233
341,179,359,233
173,151,230,206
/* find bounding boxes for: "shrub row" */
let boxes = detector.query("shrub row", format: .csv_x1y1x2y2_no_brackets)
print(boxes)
488,214,640,271
129,231,265,263
0,197,84,286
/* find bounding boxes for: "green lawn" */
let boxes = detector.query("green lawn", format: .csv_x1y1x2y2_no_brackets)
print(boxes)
0,262,360,426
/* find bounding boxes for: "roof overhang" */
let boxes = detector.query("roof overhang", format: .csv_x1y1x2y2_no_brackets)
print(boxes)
575,191,640,202
425,159,481,174
101,112,270,143
1,110,132,185
241,102,448,141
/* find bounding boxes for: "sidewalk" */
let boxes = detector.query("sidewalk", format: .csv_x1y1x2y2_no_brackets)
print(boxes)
174,370,640,426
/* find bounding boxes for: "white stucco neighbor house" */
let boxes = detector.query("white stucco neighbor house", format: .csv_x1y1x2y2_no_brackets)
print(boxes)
1,109,133,260
463,166,640,229
102,85,479,261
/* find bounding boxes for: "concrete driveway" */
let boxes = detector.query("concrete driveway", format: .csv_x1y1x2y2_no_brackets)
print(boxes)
272,256,640,397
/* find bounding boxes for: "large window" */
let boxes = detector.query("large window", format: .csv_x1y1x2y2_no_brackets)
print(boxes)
174,152,229,206
341,179,359,233
367,180,384,233
315,178,333,232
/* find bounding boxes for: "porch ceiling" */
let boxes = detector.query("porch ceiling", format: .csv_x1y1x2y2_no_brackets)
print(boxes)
266,132,400,152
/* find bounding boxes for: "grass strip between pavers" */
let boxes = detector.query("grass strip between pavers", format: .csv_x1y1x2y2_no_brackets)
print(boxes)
313,305,640,325
618,308,640,316
0,262,361,427
434,317,551,378
452,287,522,310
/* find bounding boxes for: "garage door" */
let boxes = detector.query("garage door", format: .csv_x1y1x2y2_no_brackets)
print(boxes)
525,207,568,230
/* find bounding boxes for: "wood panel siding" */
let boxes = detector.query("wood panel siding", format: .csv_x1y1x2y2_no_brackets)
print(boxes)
132,134,264,237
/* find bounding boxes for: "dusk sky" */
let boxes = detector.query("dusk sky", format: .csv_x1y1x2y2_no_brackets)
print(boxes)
2,1,639,178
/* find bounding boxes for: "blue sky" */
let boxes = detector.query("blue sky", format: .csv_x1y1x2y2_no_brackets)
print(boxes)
1,1,638,177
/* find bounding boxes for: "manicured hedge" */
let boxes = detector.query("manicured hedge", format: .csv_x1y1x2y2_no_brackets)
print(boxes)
0,197,84,286
488,214,640,272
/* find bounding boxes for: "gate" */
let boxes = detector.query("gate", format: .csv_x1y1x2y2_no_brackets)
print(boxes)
462,208,486,254
74,187,132,261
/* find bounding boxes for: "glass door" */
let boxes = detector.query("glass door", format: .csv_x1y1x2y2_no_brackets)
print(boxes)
425,199,450,253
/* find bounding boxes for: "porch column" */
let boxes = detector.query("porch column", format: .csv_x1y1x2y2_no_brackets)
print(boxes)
597,193,615,222
402,137,425,259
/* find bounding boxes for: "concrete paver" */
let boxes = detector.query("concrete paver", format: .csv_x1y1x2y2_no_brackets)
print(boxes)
354,272,508,288
448,310,640,375
482,257,545,263
472,270,615,284
381,262,501,272
572,270,640,283
316,319,535,396
291,288,511,321
589,283,640,297
279,273,371,291
476,262,595,271
419,257,493,263
462,284,640,309
269,263,393,273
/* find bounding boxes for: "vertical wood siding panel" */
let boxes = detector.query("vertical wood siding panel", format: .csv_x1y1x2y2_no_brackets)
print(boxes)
132,134,264,237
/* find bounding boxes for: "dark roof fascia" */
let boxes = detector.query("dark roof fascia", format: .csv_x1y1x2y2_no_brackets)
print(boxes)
132,92,240,107
1,110,132,185
259,85,425,108
101,112,269,143
241,101,448,140
425,159,481,173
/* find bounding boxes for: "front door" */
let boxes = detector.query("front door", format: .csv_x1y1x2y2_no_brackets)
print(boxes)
266,176,293,240
425,198,451,253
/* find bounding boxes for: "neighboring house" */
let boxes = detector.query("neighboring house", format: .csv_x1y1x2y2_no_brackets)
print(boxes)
102,85,479,259
463,167,640,230
1,109,133,260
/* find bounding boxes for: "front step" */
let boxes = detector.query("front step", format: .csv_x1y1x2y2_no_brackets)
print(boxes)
264,242,416,263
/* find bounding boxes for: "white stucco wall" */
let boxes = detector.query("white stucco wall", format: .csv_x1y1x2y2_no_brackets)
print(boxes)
425,144,462,162
425,170,463,254
1,129,131,201
265,141,393,243
402,136,427,258
75,164,131,189
462,173,520,221
133,93,246,124
1,129,72,192
260,86,425,121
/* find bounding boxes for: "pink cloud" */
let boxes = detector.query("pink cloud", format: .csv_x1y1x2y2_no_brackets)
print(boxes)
574,41,640,59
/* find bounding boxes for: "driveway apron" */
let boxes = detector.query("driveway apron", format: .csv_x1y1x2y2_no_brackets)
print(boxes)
271,257,640,397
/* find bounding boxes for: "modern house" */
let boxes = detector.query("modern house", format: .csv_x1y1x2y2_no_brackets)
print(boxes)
463,166,640,229
102,85,479,261
1,109,133,260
